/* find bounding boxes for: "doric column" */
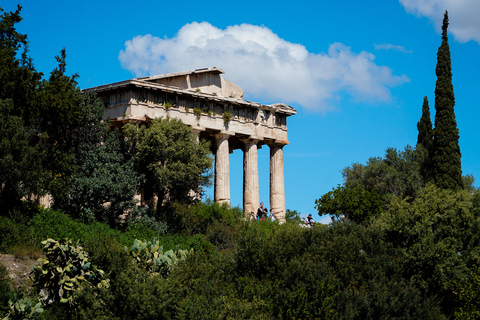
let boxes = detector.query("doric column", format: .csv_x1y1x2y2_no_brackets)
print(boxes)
270,143,286,222
214,133,230,205
242,139,259,217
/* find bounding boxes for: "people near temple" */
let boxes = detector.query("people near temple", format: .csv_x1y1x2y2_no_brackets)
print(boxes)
304,214,314,227
257,202,268,221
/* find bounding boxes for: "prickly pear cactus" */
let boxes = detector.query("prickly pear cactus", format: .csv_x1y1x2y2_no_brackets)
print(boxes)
2,292,44,320
125,238,193,278
32,238,109,306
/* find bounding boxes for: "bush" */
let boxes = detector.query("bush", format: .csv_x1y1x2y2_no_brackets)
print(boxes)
175,200,242,235
0,202,41,253
374,184,480,314
0,217,22,253
155,233,215,253
78,235,178,319
32,239,109,307
2,291,44,320
0,263,12,309
32,208,86,242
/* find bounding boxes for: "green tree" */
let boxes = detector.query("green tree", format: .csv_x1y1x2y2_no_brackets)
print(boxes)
123,117,213,215
417,96,434,183
0,99,45,212
315,186,383,223
432,11,463,190
0,5,42,123
37,49,91,207
315,146,426,224
417,96,434,150
62,94,141,224
0,6,46,212
343,146,423,202
374,184,480,314
285,209,302,223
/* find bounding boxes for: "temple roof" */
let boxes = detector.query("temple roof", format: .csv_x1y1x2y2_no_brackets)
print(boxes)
83,68,297,116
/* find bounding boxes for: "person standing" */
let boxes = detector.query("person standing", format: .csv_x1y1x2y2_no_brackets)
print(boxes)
257,202,268,220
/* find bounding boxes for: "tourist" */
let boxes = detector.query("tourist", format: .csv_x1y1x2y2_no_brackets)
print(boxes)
270,208,282,222
257,202,268,220
304,214,314,227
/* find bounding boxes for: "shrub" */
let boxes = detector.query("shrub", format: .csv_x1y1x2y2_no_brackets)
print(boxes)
125,238,193,278
0,217,22,253
124,207,168,236
2,291,44,320
79,235,177,319
176,200,242,235
156,233,215,252
32,239,109,307
0,263,12,309
222,111,232,124
32,208,85,242
0,202,41,253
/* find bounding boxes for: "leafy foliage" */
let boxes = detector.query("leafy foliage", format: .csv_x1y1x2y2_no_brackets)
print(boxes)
62,97,141,224
374,184,480,314
315,185,383,223
32,239,109,307
123,117,213,215
174,201,243,250
452,264,480,319
0,6,46,212
285,209,302,223
0,264,12,309
2,291,44,320
316,146,425,223
31,207,158,248
0,5,42,123
343,146,423,201
125,238,192,278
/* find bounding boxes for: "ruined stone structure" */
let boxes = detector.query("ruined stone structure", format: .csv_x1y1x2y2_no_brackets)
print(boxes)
83,67,296,221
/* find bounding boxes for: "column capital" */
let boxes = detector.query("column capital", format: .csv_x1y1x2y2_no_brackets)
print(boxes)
268,141,286,148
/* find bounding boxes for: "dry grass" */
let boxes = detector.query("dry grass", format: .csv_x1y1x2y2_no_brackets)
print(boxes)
11,245,44,260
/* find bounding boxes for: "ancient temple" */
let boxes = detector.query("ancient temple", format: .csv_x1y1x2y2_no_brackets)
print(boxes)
83,67,296,221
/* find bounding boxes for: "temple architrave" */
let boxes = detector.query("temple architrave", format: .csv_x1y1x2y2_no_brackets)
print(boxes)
83,67,296,222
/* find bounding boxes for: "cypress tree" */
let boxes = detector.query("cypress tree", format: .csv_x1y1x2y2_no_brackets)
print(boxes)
432,11,462,190
417,96,433,182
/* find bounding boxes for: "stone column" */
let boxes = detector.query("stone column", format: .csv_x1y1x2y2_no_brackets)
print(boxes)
270,143,286,222
189,128,201,200
214,133,230,205
242,139,259,217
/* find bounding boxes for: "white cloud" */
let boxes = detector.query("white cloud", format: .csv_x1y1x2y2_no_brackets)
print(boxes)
400,0,480,44
374,43,413,54
119,22,409,112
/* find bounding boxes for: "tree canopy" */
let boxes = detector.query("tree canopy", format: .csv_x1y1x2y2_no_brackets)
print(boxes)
123,118,213,216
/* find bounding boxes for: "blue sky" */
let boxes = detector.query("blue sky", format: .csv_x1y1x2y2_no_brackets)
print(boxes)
4,0,480,223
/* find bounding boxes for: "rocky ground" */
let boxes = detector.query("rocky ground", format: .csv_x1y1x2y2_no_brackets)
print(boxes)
0,254,39,290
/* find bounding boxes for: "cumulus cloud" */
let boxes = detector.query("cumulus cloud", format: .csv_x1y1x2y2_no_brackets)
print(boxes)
400,0,480,44
374,43,413,54
119,22,409,112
